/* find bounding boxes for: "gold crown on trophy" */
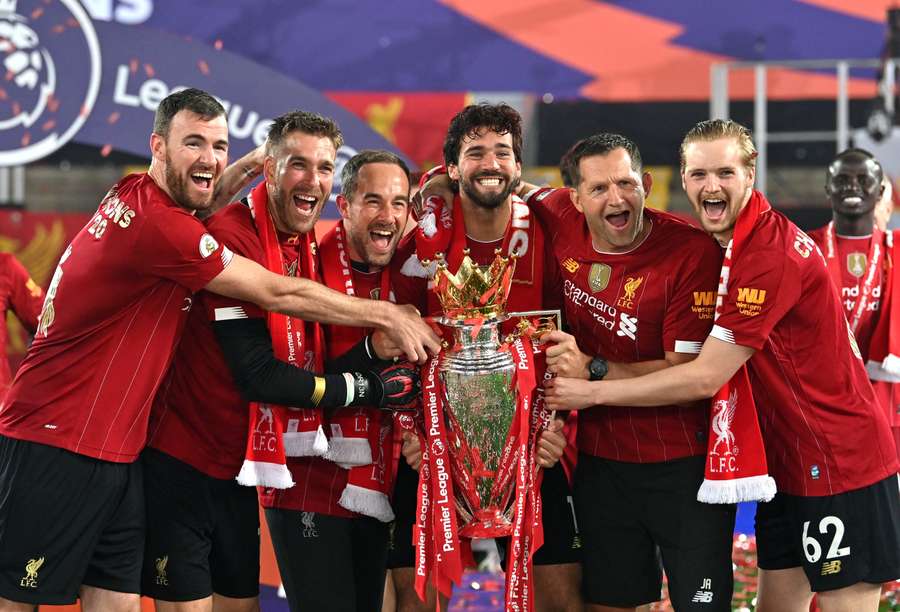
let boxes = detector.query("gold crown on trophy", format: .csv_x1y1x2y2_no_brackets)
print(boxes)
431,248,517,320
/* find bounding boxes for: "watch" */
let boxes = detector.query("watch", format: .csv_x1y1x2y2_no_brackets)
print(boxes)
588,356,608,381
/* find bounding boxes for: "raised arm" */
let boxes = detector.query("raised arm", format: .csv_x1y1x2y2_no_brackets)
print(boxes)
205,254,440,363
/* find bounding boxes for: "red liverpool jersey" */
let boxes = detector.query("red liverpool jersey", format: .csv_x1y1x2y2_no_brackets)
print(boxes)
0,173,231,462
711,207,898,495
529,187,721,463
0,253,44,394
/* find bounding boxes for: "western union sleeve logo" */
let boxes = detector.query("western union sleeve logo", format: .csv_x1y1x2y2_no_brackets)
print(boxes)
736,287,766,316
692,291,716,319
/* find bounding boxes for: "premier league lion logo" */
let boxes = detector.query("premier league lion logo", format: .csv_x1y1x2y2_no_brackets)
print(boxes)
0,0,100,166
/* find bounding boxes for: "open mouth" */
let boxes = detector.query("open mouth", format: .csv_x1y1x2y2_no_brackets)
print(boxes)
605,210,630,229
702,198,727,220
191,171,213,191
292,193,318,214
369,228,395,251
475,175,504,188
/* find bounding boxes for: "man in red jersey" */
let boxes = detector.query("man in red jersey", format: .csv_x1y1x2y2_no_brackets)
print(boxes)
0,253,43,397
808,148,900,461
391,103,578,612
0,89,439,612
516,133,734,611
259,148,417,611
143,113,419,611
546,119,900,612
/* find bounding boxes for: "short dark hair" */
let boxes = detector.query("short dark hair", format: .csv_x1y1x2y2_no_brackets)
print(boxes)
266,110,343,155
153,88,225,138
827,147,883,184
443,103,523,167
341,150,411,199
560,133,643,188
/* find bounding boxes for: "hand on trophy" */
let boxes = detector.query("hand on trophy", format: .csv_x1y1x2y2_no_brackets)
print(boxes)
356,361,421,412
536,417,567,468
543,330,591,379
401,430,423,471
544,377,598,412
378,303,442,364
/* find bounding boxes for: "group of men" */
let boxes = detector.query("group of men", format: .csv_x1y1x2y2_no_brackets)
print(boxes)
0,84,897,612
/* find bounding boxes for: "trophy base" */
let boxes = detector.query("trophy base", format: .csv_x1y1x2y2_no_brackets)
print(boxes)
458,509,512,538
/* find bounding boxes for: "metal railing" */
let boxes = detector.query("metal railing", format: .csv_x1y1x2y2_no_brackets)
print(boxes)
710,58,892,193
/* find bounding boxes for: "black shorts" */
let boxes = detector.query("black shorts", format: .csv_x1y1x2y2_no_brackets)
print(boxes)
140,448,260,601
756,474,900,592
574,453,735,610
266,508,390,611
0,436,144,605
387,461,581,569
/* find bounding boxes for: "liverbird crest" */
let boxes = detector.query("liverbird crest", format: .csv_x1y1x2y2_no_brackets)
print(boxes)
431,249,517,320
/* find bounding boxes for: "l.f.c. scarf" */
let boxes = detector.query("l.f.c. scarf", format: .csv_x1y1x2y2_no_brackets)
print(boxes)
697,190,777,504
236,180,325,489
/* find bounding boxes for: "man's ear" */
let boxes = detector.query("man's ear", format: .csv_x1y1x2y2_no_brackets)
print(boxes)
150,133,165,164
642,171,653,198
263,155,276,186
447,164,460,181
336,194,351,220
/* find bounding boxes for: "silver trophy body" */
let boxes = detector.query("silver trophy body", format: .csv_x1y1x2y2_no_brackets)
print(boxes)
439,315,518,537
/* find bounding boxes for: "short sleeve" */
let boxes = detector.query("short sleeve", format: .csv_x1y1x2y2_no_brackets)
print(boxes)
710,245,800,350
134,208,232,292
525,187,572,244
662,235,721,354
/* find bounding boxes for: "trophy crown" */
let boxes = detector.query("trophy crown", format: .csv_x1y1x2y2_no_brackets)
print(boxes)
432,250,517,320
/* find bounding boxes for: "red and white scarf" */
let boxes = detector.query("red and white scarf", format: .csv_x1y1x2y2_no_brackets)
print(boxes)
236,181,326,489
697,190,777,504
320,221,396,522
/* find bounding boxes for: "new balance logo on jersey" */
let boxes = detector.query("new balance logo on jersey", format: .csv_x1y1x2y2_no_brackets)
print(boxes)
692,590,713,603
821,560,842,575
615,313,638,340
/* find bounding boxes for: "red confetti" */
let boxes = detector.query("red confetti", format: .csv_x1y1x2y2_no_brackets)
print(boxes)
66,17,77,27
46,95,59,113
197,60,210,76
11,101,20,116
79,104,89,118
4,70,12,82
100,144,112,157
52,24,65,34
20,132,30,147
0,88,7,101
30,7,43,19
107,112,120,125
143,63,155,78
41,119,55,132
214,39,223,50
129,58,138,74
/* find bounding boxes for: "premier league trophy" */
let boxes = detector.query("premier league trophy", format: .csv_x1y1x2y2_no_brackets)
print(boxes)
430,248,527,537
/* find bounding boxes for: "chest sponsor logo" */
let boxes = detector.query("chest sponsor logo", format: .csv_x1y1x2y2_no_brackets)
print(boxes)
616,275,643,309
563,279,618,331
301,512,319,538
615,312,638,340
20,556,44,588
735,287,766,316
155,555,168,586
562,257,579,275
692,291,716,320
199,233,219,258
588,263,610,292
847,252,866,278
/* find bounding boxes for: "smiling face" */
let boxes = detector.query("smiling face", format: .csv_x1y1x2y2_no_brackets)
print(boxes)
681,137,755,243
337,162,410,267
151,110,228,211
825,154,883,222
448,128,521,210
264,131,336,235
570,148,652,252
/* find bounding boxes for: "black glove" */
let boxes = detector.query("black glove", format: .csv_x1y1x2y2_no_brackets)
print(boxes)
351,361,420,411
